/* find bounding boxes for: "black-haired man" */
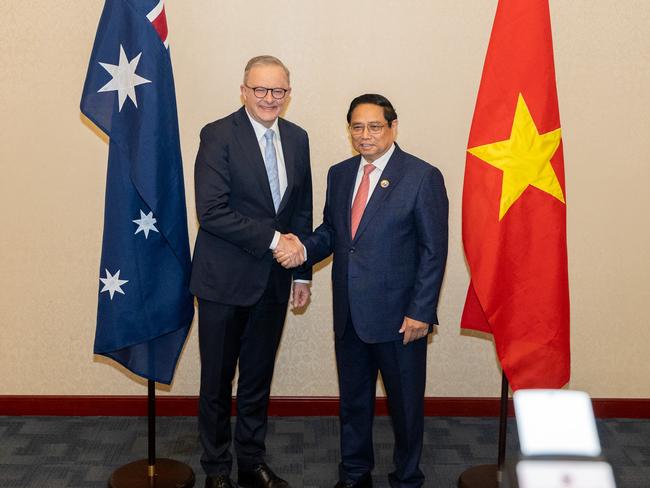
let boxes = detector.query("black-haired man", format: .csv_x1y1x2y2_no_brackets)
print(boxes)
278,94,448,487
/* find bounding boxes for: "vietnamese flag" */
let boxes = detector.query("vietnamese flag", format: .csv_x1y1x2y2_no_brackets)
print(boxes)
461,0,570,390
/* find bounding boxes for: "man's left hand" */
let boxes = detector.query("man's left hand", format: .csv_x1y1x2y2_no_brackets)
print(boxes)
398,316,429,344
291,282,311,309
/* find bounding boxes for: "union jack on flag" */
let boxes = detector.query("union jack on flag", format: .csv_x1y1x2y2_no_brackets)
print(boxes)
146,0,169,47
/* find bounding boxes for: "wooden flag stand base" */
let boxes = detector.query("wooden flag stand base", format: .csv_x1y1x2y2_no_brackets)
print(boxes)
108,380,195,488
458,464,500,488
108,458,195,488
458,372,509,488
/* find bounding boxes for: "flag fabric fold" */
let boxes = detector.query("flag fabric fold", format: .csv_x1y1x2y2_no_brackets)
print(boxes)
81,0,193,384
461,0,570,390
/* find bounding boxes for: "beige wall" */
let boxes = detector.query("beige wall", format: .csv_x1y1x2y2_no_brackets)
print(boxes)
1,0,648,398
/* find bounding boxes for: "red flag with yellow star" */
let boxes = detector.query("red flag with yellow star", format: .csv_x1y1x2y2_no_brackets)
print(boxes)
461,0,570,390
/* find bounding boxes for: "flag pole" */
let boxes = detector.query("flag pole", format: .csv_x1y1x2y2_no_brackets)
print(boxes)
497,372,509,472
457,371,509,488
148,379,156,477
107,381,195,487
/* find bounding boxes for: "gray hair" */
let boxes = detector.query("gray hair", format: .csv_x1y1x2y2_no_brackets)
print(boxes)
243,55,290,84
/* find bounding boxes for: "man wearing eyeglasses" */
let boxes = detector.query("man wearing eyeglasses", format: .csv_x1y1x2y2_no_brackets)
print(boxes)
191,55,312,488
276,94,448,488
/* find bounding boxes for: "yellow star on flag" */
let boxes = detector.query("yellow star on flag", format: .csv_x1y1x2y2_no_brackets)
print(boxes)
468,93,564,220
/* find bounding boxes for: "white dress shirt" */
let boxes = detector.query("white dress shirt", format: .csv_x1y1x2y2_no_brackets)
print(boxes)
245,110,287,251
245,110,288,202
351,143,396,203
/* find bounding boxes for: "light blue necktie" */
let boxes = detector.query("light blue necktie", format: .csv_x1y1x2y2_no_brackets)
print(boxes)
264,129,281,211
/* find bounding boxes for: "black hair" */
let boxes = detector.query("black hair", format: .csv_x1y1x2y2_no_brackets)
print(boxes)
346,94,398,126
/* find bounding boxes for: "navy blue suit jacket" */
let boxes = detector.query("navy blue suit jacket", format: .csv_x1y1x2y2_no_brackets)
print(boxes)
190,106,313,306
303,145,448,343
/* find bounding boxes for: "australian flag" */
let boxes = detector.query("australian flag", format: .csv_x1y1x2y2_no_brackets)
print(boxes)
81,0,194,384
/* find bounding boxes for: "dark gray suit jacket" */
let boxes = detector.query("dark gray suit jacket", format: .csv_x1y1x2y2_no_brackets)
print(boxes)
190,106,312,305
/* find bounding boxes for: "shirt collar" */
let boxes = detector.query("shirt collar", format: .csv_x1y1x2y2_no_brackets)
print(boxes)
361,143,395,172
245,108,280,142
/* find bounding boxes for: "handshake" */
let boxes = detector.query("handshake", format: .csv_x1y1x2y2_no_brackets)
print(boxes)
273,233,306,269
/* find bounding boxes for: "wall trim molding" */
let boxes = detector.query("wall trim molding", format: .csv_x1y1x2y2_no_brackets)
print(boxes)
1,396,648,418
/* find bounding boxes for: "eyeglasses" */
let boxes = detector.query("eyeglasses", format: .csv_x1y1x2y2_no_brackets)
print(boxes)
245,85,289,100
349,123,387,135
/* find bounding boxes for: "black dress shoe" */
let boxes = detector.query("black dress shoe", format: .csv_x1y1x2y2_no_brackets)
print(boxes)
334,472,373,488
238,463,289,488
205,474,237,488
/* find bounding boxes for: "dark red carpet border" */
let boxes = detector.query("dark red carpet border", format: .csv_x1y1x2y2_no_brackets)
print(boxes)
0,396,648,418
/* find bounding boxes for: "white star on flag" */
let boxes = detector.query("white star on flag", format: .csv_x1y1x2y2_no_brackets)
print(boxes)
133,210,159,238
98,44,151,111
99,269,129,300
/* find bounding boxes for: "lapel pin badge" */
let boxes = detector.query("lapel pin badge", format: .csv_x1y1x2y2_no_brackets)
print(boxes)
380,179,390,188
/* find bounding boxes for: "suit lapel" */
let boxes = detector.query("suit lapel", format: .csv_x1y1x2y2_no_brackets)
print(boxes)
343,157,362,242
352,146,407,243
233,107,276,212
277,118,295,214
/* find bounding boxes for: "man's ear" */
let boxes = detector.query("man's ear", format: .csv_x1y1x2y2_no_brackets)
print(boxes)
391,119,399,137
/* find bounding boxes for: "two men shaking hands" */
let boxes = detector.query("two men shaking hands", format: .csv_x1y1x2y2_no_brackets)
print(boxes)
273,233,308,306
274,233,305,263
191,54,448,488
274,233,305,269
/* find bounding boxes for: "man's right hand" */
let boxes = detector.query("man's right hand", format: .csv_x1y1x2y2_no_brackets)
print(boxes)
274,233,305,268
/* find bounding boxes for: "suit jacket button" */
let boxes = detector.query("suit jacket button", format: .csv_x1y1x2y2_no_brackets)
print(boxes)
349,247,355,253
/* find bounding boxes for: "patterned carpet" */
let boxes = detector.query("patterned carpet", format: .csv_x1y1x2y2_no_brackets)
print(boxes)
0,416,648,487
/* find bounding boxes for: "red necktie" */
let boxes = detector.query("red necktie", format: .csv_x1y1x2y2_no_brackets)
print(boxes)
350,163,376,238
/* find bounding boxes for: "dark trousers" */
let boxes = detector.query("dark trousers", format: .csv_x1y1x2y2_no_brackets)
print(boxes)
335,321,427,488
197,289,288,476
